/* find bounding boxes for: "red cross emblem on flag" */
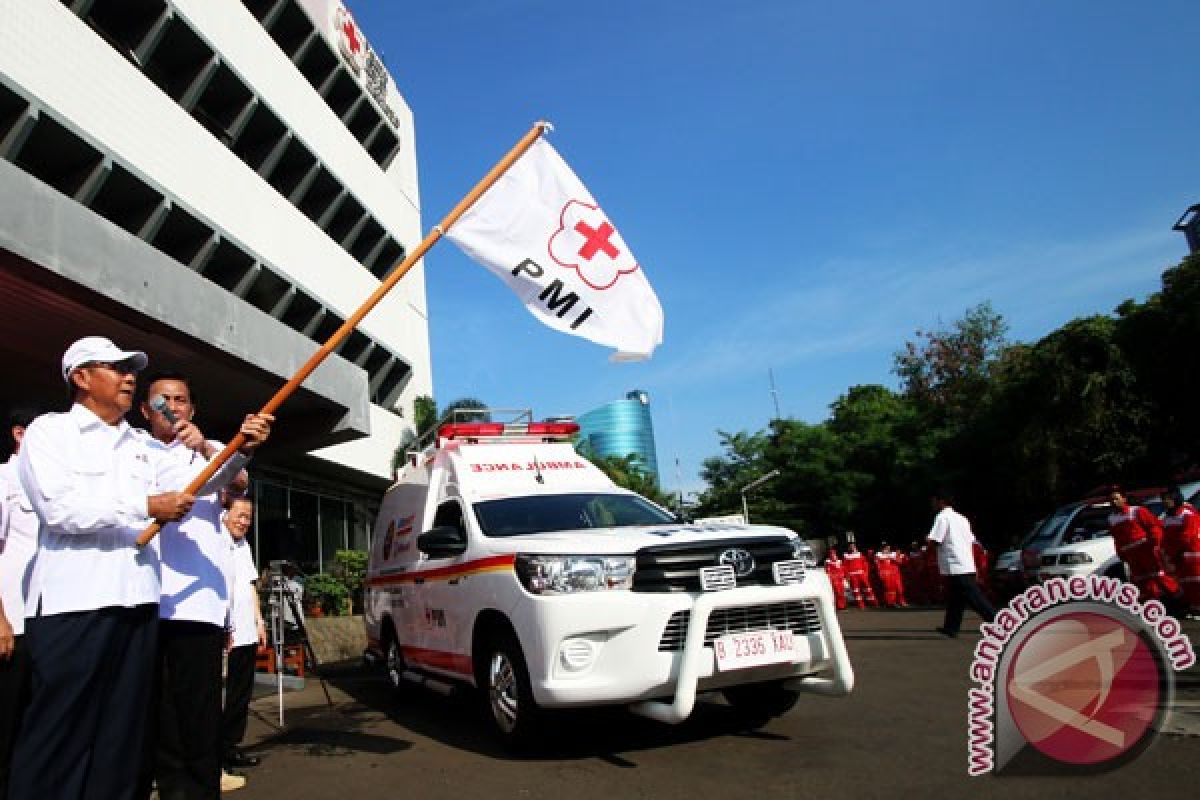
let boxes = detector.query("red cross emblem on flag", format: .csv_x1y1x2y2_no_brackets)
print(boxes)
548,200,639,291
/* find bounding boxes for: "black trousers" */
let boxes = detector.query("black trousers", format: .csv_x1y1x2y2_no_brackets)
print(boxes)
221,644,257,757
9,603,158,800
942,573,997,634
151,620,225,800
0,633,31,799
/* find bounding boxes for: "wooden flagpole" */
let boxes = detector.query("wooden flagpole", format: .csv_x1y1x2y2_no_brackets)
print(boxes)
137,121,552,546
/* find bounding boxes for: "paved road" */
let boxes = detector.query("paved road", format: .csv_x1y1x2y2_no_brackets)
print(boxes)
234,610,1200,799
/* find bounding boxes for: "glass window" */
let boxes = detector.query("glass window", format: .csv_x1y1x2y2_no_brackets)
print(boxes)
473,493,675,538
288,491,320,574
319,496,347,568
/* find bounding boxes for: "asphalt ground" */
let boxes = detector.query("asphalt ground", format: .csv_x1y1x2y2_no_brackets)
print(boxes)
231,609,1200,799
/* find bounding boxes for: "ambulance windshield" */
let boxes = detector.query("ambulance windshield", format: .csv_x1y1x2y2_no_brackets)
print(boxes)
474,493,675,537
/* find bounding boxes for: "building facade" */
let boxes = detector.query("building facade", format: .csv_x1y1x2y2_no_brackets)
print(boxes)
576,390,660,483
0,0,432,571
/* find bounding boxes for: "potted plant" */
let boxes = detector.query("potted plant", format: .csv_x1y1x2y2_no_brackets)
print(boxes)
304,572,349,617
333,549,368,614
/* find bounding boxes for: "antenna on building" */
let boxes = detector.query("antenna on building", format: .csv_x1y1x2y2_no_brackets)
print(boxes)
768,368,782,421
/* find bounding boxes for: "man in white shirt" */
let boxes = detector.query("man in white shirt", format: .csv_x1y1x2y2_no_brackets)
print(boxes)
140,372,256,799
0,407,41,799
10,336,272,800
220,495,265,781
926,488,996,638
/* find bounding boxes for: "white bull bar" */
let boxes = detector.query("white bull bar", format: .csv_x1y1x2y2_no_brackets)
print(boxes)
630,580,854,724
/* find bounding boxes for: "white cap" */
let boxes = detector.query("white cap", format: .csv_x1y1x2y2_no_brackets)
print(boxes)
61,336,149,382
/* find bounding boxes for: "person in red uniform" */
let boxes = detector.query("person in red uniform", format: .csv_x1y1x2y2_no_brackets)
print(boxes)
842,543,878,609
972,540,993,602
1162,485,1200,617
824,548,847,610
873,543,907,607
1108,485,1182,605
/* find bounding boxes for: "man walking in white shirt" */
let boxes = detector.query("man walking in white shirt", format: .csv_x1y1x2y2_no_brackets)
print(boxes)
926,488,996,638
10,336,272,800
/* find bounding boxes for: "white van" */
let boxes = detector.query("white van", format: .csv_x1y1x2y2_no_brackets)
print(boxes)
364,413,853,746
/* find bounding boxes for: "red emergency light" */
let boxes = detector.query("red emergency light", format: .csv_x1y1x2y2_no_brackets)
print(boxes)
526,422,580,436
437,422,505,440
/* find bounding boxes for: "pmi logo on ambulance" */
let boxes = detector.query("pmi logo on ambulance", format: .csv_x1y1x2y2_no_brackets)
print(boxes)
967,575,1195,776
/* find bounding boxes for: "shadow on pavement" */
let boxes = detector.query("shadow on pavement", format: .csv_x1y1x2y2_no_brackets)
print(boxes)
319,663,804,762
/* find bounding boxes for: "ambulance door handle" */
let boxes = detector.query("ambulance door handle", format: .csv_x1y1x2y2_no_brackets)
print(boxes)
414,578,425,585
448,578,460,585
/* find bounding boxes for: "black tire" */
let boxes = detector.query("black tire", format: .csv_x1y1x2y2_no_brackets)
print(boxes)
722,680,800,726
383,624,406,693
476,628,542,748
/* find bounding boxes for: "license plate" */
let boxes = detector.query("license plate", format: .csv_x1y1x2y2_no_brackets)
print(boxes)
713,629,798,671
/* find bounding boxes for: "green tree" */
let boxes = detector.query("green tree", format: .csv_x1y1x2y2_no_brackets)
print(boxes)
694,430,770,519
440,397,491,422
894,301,1008,423
587,451,674,508
414,394,438,435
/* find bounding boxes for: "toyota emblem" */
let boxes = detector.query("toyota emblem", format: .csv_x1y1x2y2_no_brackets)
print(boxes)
717,548,756,578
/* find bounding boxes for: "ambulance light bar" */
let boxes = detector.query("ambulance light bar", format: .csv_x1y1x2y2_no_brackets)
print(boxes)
436,421,580,443
526,422,580,436
438,423,505,440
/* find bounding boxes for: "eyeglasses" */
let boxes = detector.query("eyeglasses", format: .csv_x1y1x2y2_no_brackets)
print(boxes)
83,360,140,374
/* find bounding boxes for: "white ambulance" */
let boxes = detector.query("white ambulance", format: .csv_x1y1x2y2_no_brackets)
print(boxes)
364,413,854,746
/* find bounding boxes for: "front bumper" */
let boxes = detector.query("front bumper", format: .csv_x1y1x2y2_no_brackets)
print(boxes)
512,572,854,723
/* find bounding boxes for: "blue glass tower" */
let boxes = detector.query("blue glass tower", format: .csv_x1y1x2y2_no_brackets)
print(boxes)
576,390,660,482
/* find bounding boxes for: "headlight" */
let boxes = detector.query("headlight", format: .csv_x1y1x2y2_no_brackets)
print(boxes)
515,554,636,595
1059,552,1093,565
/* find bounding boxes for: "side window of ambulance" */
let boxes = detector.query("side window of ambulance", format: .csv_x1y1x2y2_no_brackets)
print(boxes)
432,501,465,537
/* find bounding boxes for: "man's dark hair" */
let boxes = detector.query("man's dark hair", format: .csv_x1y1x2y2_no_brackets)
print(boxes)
225,493,254,511
932,487,955,504
139,370,196,406
1165,485,1184,506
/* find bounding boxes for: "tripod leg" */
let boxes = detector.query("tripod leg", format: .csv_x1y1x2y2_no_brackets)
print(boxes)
286,595,334,708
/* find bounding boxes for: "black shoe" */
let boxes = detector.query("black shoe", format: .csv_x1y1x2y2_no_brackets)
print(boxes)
224,749,261,769
935,627,958,639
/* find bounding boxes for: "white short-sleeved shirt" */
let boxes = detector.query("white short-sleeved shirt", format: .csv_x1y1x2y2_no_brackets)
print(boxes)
0,457,39,635
17,404,248,617
927,506,977,576
158,440,234,627
227,529,260,648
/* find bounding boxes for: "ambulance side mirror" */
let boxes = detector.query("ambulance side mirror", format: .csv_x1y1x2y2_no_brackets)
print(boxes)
418,525,467,558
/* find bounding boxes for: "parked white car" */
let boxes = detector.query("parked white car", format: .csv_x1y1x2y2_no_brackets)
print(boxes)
1036,536,1126,583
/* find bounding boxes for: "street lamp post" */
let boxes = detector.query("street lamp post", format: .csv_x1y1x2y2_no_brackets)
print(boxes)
740,469,781,524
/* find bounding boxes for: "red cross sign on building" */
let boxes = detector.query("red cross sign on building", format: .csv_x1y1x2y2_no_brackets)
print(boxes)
334,5,367,74
548,200,639,291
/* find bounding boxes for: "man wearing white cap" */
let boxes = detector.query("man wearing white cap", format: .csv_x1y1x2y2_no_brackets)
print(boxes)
9,336,272,800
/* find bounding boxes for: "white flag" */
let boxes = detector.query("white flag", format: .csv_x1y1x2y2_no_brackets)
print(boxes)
445,138,664,360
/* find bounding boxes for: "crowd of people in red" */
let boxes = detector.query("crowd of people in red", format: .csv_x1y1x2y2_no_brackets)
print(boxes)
823,538,990,610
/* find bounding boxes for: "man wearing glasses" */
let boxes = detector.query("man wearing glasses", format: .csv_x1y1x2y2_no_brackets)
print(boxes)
9,337,272,800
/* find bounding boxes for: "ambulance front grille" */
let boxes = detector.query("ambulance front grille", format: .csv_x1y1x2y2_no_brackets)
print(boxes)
633,537,797,592
657,600,823,651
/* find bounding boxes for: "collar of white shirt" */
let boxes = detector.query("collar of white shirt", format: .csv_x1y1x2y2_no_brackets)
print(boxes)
67,402,133,438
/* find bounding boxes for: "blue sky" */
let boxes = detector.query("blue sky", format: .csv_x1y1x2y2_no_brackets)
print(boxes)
352,1,1200,496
